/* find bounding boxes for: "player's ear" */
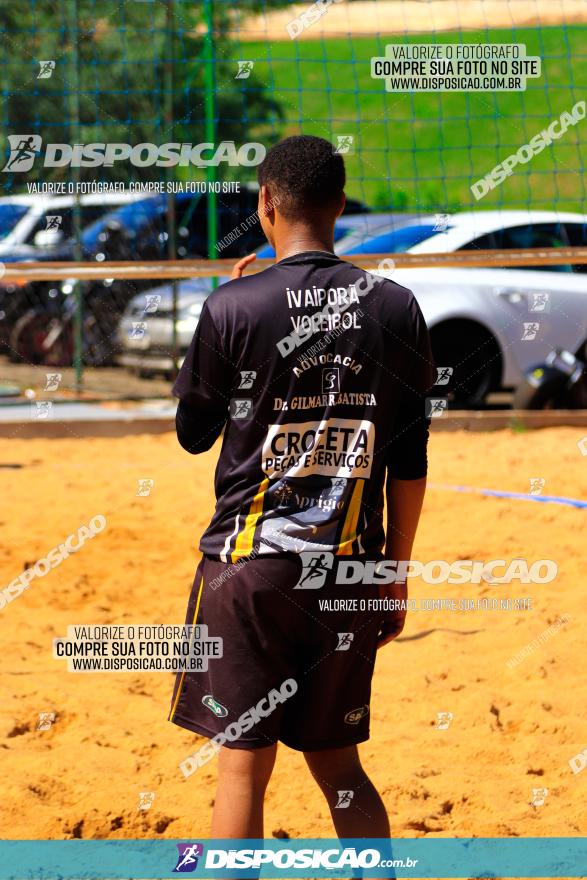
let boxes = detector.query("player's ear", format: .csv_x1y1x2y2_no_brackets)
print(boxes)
260,184,277,220
336,191,346,218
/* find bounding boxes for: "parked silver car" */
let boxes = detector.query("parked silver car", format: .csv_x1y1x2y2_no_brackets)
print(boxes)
116,279,209,375
117,210,587,405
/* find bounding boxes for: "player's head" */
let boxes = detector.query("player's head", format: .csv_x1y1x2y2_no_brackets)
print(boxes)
257,135,346,248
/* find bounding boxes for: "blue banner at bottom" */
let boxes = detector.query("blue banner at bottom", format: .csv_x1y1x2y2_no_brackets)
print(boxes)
0,838,586,879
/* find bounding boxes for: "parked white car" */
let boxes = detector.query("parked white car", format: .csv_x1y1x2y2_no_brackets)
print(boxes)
0,191,141,256
339,210,587,405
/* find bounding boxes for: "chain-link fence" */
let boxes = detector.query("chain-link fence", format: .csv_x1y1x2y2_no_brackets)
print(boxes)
0,0,586,402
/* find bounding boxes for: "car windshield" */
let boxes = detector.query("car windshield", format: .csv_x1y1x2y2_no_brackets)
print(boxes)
342,223,447,254
255,222,361,259
333,225,357,242
0,203,29,240
81,195,167,249
81,193,205,253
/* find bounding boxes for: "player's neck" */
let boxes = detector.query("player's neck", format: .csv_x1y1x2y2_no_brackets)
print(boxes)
273,227,335,262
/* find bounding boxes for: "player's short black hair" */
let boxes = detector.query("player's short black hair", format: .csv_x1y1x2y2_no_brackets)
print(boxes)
257,135,345,220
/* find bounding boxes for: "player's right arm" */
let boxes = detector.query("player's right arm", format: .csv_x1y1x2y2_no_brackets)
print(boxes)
173,301,232,454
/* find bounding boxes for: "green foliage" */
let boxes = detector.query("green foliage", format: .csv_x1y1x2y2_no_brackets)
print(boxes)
0,1,283,185
239,25,587,212
1,6,585,213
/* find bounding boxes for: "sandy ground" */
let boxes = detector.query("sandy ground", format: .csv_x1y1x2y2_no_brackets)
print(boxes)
0,426,586,846
0,357,173,401
230,0,587,41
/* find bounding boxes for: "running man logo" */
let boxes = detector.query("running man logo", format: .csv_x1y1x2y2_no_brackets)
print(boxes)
235,61,254,79
435,367,453,386
37,712,55,731
202,695,228,718
335,790,354,808
295,551,334,589
529,292,551,313
230,398,253,420
334,135,354,155
45,215,62,231
2,135,42,172
529,477,545,496
435,711,454,730
143,294,161,314
433,213,450,232
344,705,369,725
238,370,257,389
129,321,147,339
569,748,587,775
138,791,156,811
530,788,549,807
32,401,53,420
522,322,539,341
137,479,155,497
425,398,448,418
37,60,56,79
44,373,62,391
173,843,204,873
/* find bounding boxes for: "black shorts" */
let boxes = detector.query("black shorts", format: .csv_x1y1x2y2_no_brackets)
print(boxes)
169,554,382,752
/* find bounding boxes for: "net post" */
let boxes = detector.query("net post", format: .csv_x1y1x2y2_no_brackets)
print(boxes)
203,0,218,281
165,0,179,379
66,0,83,392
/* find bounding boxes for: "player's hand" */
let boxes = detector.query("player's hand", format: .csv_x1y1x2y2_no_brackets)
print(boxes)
377,577,408,649
230,253,256,279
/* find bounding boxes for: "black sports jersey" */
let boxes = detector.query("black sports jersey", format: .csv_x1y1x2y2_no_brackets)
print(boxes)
173,250,435,561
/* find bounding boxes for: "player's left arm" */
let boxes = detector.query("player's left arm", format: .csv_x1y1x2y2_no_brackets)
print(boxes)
379,295,436,647
173,301,233,454
230,253,256,279
379,476,427,647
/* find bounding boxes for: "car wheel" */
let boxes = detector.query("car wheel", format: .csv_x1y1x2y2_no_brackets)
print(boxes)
10,311,60,365
430,322,501,408
513,363,587,410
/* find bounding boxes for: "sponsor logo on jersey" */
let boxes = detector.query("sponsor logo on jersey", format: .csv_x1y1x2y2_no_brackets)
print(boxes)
273,392,376,411
322,367,340,393
293,351,363,378
262,418,375,479
202,695,228,718
344,705,369,725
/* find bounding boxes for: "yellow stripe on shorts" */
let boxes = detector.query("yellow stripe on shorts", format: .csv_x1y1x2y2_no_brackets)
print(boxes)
231,477,269,561
169,573,204,722
337,479,365,555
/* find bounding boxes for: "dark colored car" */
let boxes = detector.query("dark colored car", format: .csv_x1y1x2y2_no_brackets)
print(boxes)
4,188,264,365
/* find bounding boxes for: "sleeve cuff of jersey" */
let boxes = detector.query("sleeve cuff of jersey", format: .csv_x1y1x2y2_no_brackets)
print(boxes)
387,459,428,481
387,421,430,480
176,400,225,454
